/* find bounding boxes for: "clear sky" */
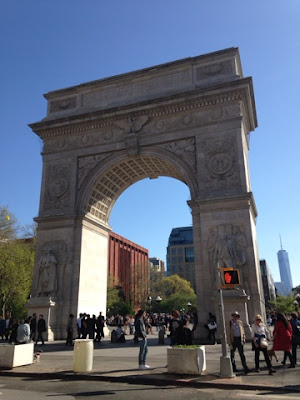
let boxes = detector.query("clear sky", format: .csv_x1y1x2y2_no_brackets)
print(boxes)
1,1,299,287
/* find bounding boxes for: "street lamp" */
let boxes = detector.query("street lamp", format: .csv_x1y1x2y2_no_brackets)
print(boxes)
187,302,192,308
147,296,152,314
156,296,162,314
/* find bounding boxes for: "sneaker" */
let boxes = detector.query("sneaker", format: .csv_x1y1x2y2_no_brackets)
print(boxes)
139,365,150,370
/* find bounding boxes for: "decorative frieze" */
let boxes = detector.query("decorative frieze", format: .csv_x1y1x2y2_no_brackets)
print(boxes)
38,92,243,142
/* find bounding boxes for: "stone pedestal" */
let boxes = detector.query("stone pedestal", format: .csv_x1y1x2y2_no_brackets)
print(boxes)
27,296,56,341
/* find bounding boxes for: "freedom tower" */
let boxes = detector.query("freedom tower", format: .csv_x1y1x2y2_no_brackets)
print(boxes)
277,236,293,295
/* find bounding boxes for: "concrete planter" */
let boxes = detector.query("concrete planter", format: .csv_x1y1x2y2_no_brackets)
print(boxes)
0,343,34,369
167,345,206,375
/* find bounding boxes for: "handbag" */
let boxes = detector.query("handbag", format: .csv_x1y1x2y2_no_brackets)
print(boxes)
260,337,268,348
208,322,217,330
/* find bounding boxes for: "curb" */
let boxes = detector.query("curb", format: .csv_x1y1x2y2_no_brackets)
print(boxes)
0,370,299,393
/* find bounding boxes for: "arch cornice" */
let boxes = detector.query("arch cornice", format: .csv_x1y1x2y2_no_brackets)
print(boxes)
30,78,257,143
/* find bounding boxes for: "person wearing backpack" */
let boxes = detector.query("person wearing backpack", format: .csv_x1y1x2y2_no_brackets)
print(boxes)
290,312,300,365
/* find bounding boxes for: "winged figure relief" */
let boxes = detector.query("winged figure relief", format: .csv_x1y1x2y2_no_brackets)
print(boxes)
114,115,149,135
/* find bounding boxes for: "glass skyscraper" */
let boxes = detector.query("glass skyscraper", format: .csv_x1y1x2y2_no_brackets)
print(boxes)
277,248,293,295
166,226,196,291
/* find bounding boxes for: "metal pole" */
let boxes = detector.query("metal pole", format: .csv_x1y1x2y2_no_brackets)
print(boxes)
218,268,235,378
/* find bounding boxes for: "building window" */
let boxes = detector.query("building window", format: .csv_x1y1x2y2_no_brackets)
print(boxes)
185,247,194,263
171,248,177,255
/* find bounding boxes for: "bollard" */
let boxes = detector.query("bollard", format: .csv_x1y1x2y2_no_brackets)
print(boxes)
158,329,165,344
73,339,93,373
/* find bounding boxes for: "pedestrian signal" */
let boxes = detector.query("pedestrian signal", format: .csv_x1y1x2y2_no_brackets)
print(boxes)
219,268,240,288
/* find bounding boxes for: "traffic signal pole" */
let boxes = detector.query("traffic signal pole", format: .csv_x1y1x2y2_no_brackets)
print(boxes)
218,268,235,378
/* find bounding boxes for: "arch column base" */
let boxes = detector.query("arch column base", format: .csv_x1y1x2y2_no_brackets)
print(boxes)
27,296,57,341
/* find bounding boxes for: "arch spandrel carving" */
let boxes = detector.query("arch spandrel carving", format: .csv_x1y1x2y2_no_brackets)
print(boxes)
28,48,262,341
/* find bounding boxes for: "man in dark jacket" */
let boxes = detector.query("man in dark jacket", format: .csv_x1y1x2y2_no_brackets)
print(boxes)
134,310,150,369
36,314,47,345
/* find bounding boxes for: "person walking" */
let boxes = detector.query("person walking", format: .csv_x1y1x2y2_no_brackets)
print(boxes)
251,314,276,375
30,313,37,342
273,313,295,368
134,309,150,370
290,312,300,365
66,314,75,346
227,311,251,375
36,314,47,345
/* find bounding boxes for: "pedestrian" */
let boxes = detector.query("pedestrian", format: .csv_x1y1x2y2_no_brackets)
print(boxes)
76,313,82,338
95,312,105,342
36,314,47,345
273,313,295,368
290,312,300,365
30,313,37,342
207,312,217,344
16,319,31,344
226,311,251,375
169,309,181,346
0,315,5,340
251,314,276,375
9,318,19,344
66,314,75,346
176,317,193,345
134,309,150,370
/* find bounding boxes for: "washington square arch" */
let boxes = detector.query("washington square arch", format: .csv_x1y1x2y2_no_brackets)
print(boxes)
27,47,265,341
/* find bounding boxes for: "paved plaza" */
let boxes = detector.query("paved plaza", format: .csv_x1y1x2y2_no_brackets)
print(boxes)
0,332,299,393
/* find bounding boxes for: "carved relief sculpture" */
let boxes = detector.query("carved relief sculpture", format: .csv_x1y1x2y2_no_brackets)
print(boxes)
204,135,240,189
207,224,247,289
159,138,196,172
44,164,71,210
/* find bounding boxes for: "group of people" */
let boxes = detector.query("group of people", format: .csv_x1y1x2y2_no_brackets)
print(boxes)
65,312,106,346
0,313,47,345
227,311,300,376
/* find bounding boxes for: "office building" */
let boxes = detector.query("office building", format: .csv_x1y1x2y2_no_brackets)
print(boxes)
149,257,165,273
166,226,196,291
108,232,149,309
260,259,276,306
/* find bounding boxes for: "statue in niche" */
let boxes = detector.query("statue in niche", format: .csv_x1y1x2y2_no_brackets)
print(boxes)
37,248,58,296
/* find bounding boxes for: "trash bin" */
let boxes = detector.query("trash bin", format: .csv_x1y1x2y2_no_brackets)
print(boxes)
73,339,93,372
111,330,118,343
158,329,165,344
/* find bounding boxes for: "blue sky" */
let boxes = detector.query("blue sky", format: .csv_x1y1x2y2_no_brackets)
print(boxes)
1,1,299,286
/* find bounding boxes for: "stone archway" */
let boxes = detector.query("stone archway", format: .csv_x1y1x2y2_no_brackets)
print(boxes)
28,47,264,340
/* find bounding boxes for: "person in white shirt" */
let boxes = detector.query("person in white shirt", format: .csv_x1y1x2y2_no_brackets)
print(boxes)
251,314,276,375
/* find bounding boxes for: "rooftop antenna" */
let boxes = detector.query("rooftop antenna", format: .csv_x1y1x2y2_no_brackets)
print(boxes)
279,234,283,250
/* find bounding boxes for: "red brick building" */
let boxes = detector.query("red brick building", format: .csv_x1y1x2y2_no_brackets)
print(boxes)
108,232,149,309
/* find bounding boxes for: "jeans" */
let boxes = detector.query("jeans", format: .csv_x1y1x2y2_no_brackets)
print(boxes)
230,337,248,371
138,338,148,366
254,347,271,369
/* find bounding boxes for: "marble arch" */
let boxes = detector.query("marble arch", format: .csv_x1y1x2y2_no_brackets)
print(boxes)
28,48,264,340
